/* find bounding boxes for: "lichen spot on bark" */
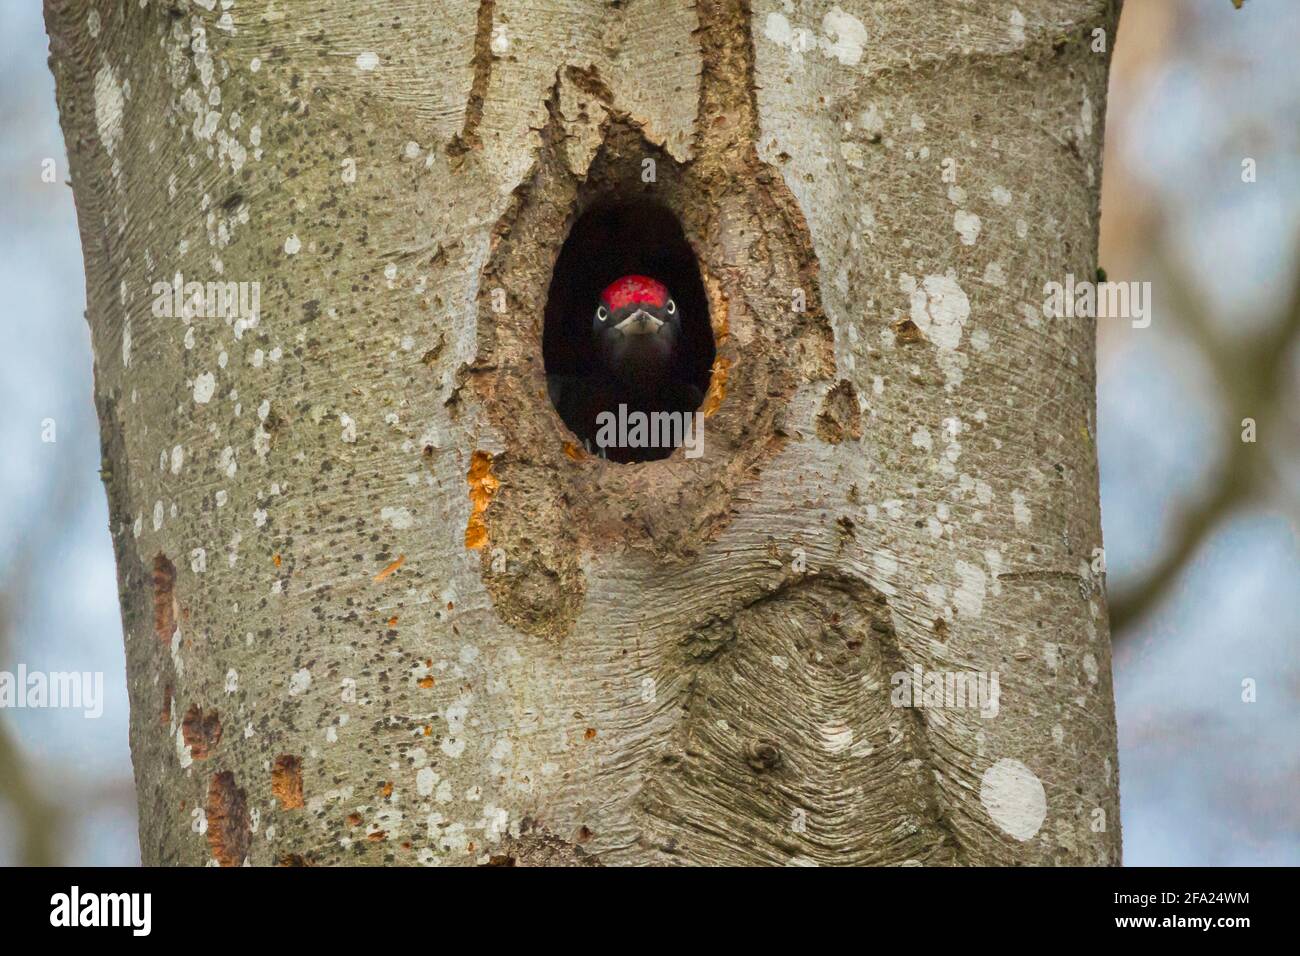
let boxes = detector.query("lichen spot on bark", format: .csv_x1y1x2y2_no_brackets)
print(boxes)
181,705,222,760
272,754,304,810
465,450,499,550
151,553,177,642
206,771,251,867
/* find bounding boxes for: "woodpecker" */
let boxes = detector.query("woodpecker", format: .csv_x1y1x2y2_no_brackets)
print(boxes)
548,274,702,461
592,275,681,390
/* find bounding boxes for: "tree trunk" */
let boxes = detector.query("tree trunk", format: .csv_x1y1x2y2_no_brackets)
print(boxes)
47,0,1121,866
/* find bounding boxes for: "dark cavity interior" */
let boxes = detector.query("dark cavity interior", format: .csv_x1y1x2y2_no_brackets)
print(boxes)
543,198,714,463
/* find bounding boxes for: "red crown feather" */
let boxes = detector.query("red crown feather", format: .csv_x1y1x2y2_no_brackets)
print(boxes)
600,275,668,311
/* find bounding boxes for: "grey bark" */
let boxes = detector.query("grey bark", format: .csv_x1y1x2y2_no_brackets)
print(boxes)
47,0,1121,866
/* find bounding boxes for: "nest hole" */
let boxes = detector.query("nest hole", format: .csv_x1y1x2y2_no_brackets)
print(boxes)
543,198,714,463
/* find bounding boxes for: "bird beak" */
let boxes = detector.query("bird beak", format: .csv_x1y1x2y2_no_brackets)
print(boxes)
612,309,664,335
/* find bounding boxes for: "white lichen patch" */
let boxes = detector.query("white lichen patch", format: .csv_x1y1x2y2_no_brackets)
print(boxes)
764,13,806,53
93,64,125,158
764,7,867,66
871,549,899,596
193,372,216,404
1011,490,1032,527
982,261,1006,287
819,8,868,65
984,549,1004,595
176,724,194,769
953,209,982,245
416,766,438,797
490,26,510,55
1009,9,1028,46
953,560,986,618
1082,652,1099,685
820,723,854,753
980,758,1047,841
901,273,970,351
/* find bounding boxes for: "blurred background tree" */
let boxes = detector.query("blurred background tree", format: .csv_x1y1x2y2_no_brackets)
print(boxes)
1096,0,1300,864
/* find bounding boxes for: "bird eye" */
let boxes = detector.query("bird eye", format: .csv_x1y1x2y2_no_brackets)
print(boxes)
596,306,608,322
666,299,676,315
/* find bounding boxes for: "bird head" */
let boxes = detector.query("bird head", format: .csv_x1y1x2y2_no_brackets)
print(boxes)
593,275,680,387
